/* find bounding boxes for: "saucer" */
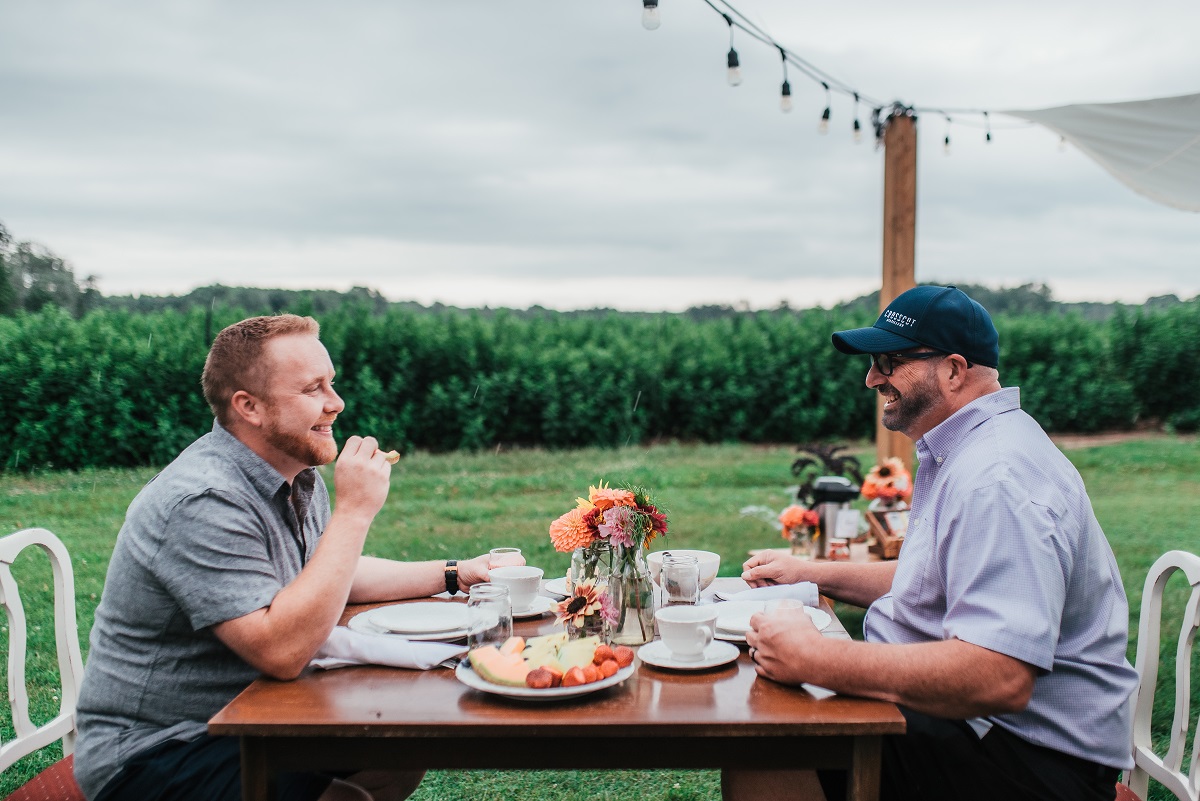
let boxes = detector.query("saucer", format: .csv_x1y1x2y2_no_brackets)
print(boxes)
637,640,740,671
512,596,555,618
542,577,570,598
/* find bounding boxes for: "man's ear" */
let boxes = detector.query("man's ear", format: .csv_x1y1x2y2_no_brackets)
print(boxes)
229,390,265,428
945,354,971,387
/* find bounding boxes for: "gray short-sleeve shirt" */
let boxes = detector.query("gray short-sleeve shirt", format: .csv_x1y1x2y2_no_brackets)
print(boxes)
74,422,329,799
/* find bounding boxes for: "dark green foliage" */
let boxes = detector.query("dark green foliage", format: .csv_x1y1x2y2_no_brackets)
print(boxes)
2,299,1198,471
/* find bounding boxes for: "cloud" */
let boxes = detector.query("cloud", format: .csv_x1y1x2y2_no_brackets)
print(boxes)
1,0,1198,308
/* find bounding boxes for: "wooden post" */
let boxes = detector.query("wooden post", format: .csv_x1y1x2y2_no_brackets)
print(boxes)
877,109,917,473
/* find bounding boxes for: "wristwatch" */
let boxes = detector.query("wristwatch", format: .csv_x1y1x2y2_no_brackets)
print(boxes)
444,560,460,596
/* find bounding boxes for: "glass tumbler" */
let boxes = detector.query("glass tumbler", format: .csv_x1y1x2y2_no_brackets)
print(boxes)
661,553,701,606
466,583,513,651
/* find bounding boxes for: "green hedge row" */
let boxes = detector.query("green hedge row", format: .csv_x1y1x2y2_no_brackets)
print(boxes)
2,302,1197,471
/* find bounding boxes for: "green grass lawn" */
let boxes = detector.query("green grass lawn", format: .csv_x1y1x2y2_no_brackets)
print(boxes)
2,437,1198,799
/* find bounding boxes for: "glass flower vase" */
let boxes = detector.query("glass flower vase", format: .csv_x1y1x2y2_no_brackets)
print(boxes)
568,542,612,591
607,545,655,646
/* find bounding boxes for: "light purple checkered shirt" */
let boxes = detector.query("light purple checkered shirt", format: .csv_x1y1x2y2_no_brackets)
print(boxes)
864,387,1138,770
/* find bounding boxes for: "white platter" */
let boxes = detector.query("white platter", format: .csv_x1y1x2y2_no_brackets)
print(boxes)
637,640,740,671
348,609,468,642
512,596,555,619
714,602,832,637
367,602,470,634
455,661,635,701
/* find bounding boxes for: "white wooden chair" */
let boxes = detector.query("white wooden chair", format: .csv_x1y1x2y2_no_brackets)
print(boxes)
1121,549,1200,801
1,528,86,801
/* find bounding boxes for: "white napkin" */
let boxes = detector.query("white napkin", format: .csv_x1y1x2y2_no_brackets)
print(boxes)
310,626,467,671
725,582,819,606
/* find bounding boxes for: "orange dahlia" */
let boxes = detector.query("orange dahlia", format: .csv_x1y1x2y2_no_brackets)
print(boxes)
588,483,636,511
549,507,596,552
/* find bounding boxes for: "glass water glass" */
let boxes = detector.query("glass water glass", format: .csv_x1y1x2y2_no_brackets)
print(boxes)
661,553,701,606
466,583,512,651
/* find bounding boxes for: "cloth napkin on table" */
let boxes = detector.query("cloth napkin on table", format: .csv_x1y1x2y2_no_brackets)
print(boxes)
725,581,819,606
310,626,467,671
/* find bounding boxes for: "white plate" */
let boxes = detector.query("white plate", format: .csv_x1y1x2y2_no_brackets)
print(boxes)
348,610,468,642
543,577,570,597
367,602,470,634
455,661,635,701
715,602,832,636
637,640,740,671
512,596,555,619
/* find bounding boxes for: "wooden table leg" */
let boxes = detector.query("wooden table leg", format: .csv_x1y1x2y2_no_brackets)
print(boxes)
846,735,882,801
240,738,274,801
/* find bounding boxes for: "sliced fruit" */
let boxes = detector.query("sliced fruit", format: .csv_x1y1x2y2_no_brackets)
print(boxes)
558,636,601,670
525,667,555,689
592,644,616,665
522,632,568,667
498,636,526,656
581,664,601,684
543,663,564,687
561,666,588,687
468,645,531,687
612,645,635,668
597,659,619,678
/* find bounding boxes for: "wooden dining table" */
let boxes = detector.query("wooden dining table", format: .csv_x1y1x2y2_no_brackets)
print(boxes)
209,577,905,801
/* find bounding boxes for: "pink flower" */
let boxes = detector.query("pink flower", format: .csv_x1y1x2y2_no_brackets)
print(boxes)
598,504,638,548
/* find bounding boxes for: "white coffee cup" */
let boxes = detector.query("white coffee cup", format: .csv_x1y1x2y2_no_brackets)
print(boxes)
487,565,544,613
655,605,718,662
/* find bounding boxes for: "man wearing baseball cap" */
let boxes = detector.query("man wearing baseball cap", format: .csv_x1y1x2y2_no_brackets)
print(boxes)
734,286,1137,801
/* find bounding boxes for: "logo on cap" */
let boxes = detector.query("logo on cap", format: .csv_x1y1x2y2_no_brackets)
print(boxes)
882,310,916,329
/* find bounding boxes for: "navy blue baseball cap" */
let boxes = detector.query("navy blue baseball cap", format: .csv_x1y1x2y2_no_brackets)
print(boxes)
832,285,999,368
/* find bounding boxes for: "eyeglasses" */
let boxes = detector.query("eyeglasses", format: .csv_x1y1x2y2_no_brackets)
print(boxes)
870,350,950,376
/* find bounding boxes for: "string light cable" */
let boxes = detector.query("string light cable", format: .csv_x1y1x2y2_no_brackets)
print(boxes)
647,0,1037,150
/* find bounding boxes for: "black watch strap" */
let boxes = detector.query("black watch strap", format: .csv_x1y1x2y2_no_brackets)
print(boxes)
444,560,460,596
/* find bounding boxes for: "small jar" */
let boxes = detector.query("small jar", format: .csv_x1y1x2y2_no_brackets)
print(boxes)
827,538,850,562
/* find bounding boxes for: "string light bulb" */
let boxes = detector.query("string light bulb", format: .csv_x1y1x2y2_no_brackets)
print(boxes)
818,82,831,134
641,0,661,31
727,48,742,86
724,15,741,86
852,93,862,143
778,48,792,112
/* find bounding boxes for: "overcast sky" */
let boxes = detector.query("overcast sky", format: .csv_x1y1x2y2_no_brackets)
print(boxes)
2,1,1198,311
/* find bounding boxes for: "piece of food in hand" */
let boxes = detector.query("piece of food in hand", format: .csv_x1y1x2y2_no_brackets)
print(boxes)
381,449,401,464
612,645,635,668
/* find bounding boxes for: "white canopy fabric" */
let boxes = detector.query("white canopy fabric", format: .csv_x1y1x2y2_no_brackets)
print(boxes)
1002,92,1200,212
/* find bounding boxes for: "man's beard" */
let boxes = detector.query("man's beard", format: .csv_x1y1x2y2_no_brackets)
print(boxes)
880,368,940,435
264,419,338,467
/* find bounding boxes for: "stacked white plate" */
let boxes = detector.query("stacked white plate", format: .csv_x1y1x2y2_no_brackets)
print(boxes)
713,601,831,643
348,602,472,641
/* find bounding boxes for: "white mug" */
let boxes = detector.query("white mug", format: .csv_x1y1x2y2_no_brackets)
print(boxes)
487,565,544,613
655,605,718,662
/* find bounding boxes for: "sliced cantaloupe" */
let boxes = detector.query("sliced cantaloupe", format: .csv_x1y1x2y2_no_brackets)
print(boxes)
498,636,526,656
468,645,531,687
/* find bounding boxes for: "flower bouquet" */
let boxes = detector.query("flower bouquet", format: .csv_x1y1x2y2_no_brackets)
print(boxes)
549,482,668,645
778,504,821,557
860,457,913,511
